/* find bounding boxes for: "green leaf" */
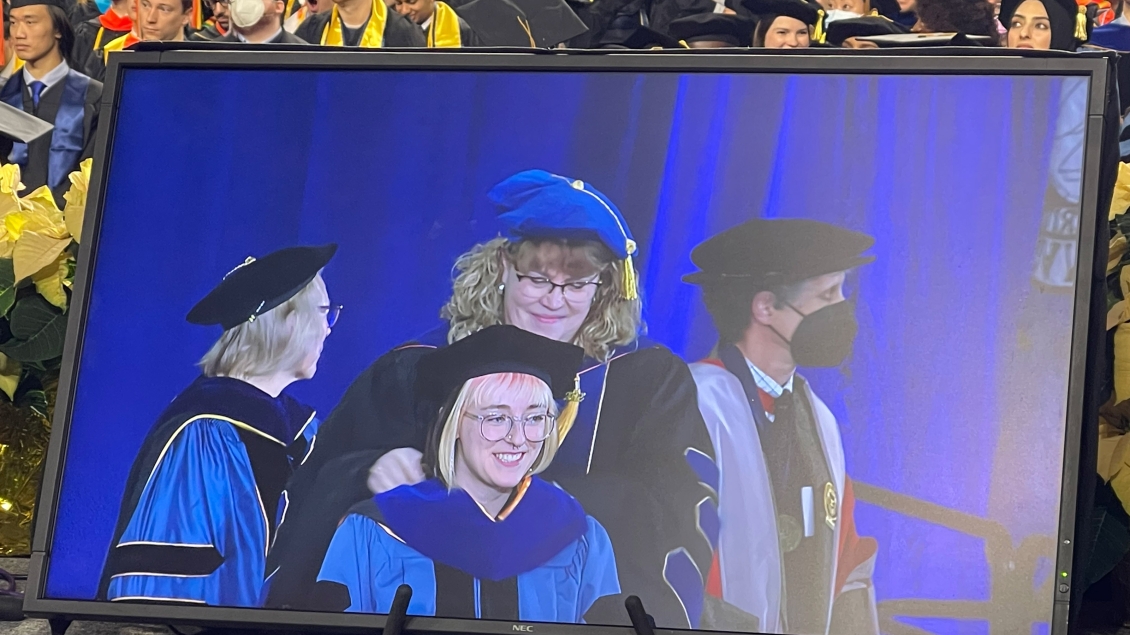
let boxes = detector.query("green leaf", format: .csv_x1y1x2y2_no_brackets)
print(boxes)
0,295,66,363
0,259,16,318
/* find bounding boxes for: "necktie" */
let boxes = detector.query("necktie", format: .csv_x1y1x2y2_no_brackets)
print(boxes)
28,81,45,108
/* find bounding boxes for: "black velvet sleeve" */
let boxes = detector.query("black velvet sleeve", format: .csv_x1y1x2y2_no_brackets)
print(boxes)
382,8,428,46
264,346,434,609
81,78,103,162
294,11,328,44
549,346,716,628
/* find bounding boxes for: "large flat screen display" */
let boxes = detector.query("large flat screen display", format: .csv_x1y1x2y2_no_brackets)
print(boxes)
25,53,1103,635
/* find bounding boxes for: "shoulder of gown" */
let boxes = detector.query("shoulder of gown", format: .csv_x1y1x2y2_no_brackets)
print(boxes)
383,8,427,46
295,10,330,43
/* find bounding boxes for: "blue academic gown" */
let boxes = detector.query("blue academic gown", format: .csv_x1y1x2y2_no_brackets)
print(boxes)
99,376,319,607
316,478,620,622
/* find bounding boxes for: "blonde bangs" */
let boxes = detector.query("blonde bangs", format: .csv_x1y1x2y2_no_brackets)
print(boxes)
436,372,561,488
441,237,643,361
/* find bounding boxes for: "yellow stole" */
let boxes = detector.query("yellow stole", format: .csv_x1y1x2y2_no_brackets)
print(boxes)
427,1,462,47
321,0,387,47
102,33,133,63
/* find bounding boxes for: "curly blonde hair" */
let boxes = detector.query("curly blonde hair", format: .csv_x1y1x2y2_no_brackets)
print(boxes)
441,237,642,361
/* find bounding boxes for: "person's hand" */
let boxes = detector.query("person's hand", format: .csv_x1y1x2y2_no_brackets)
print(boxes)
367,448,425,494
843,36,880,48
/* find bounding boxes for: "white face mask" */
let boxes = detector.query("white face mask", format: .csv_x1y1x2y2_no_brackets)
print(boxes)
824,8,863,21
230,0,265,28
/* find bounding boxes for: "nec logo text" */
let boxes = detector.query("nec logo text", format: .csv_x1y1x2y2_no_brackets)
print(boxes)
512,625,534,632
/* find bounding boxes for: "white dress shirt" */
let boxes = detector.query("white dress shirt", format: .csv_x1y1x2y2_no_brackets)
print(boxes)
22,59,70,95
745,357,795,422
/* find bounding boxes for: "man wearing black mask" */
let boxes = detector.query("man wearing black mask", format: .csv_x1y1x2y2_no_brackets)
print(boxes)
684,218,880,635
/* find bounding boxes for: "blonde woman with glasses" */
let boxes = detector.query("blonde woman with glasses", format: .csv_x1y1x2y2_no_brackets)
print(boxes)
270,171,715,629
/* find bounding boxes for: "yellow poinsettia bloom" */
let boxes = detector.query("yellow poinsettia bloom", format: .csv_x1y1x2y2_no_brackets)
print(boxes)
64,159,90,243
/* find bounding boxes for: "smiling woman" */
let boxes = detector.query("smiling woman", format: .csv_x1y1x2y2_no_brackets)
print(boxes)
314,325,621,622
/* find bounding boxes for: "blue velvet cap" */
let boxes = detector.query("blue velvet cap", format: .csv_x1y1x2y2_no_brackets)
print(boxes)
489,169,637,260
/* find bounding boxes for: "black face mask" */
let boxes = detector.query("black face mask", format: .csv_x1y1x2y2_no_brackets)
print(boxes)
773,301,858,368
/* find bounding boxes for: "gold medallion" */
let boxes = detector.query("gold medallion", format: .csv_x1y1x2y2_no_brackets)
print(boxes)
777,514,802,553
824,482,838,529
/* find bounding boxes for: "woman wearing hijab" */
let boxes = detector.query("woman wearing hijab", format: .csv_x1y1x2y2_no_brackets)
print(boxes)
316,326,620,621
268,170,715,629
1000,0,1093,48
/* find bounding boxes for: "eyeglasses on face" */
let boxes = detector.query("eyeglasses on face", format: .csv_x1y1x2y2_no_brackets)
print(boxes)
514,272,602,301
463,411,556,443
320,304,344,328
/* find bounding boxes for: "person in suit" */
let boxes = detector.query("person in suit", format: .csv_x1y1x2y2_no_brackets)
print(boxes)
214,0,309,41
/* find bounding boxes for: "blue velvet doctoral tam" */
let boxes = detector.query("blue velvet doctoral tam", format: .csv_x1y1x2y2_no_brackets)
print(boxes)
100,376,318,607
316,478,621,622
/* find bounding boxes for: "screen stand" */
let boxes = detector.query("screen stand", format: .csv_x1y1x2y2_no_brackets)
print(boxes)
383,584,413,635
48,616,71,635
624,595,656,635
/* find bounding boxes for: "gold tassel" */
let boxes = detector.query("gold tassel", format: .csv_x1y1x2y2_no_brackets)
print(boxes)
814,9,826,44
678,39,690,48
556,375,585,443
622,239,639,300
1075,5,1088,42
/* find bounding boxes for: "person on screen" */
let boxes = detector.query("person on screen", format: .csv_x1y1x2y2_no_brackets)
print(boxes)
741,0,820,48
72,0,131,76
0,0,101,205
98,245,341,607
209,0,308,42
999,0,1092,48
390,0,478,46
316,326,621,621
267,170,718,631
294,0,424,47
665,13,756,47
683,218,880,635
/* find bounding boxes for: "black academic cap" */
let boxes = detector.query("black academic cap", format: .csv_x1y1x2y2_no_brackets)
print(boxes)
998,0,1089,49
187,244,337,330
825,15,907,45
0,101,52,144
414,325,585,405
741,0,820,25
455,0,536,45
857,31,993,45
10,0,66,10
683,218,875,288
599,25,685,47
667,12,757,45
507,0,588,46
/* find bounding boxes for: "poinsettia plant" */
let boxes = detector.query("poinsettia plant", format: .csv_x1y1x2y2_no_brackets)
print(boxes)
0,158,89,555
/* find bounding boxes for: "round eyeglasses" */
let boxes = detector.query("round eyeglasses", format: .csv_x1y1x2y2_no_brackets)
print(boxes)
464,412,556,443
320,304,344,328
514,273,601,301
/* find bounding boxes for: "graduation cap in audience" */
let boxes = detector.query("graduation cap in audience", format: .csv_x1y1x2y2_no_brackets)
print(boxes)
856,31,993,45
508,0,588,46
414,325,585,406
455,0,537,46
0,101,52,145
741,0,821,24
825,14,907,45
598,24,686,47
9,0,66,9
998,0,1092,49
667,13,757,46
187,244,337,330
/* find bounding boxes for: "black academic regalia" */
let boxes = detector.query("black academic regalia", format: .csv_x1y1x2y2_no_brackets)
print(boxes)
67,0,102,27
294,8,426,46
0,70,101,204
189,22,228,40
73,18,129,78
98,376,318,606
213,29,311,42
267,328,717,629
